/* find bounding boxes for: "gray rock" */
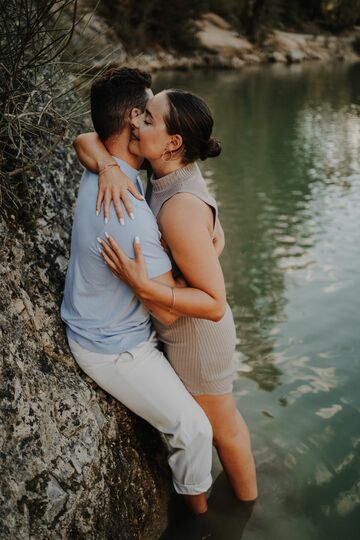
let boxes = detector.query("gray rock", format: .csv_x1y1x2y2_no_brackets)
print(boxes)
0,86,172,539
232,57,245,69
286,50,306,63
267,51,287,63
242,53,262,64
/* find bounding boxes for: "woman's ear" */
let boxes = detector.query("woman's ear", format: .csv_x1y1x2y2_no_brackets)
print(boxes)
168,134,183,152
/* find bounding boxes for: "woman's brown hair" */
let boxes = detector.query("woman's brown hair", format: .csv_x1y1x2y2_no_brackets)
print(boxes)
164,89,221,164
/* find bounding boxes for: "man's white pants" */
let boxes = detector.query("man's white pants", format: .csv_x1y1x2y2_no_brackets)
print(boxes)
68,334,213,495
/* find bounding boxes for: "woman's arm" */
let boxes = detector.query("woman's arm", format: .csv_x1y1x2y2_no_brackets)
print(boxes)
74,132,144,223
100,194,226,322
141,275,185,325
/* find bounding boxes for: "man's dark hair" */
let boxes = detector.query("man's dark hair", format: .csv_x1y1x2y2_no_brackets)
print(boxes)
90,67,152,141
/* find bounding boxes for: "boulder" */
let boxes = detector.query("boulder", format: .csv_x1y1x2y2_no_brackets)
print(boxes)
264,29,360,65
0,88,172,539
267,51,287,63
202,12,232,31
242,53,263,64
286,50,306,63
196,12,254,58
232,57,245,69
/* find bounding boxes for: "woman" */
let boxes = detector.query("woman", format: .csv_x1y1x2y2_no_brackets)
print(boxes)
75,89,258,502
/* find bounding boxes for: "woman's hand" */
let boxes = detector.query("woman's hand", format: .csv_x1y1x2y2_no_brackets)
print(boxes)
73,132,144,223
96,166,144,225
99,233,149,292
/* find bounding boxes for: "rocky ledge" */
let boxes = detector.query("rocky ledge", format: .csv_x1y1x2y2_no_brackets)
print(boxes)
0,94,173,539
68,11,360,73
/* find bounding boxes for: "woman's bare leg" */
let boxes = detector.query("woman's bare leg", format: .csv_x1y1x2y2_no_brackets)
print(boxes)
193,393,258,501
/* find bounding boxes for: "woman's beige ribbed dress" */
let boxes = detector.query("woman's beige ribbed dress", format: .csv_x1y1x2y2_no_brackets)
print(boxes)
149,162,237,395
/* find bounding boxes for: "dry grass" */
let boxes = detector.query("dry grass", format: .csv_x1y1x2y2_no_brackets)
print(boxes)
0,0,112,221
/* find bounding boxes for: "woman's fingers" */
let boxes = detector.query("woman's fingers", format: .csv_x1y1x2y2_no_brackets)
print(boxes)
103,191,111,224
99,237,122,268
120,192,134,220
101,249,120,277
97,187,142,223
128,183,145,202
133,236,144,263
96,188,104,217
104,233,127,263
113,195,124,225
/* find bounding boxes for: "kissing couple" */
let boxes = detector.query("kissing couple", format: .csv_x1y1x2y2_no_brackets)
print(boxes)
61,66,257,514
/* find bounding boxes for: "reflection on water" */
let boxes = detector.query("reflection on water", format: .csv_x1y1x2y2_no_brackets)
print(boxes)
155,62,360,540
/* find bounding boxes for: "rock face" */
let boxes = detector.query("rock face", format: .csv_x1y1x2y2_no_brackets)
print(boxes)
64,7,360,73
196,12,255,58
264,30,360,63
0,93,172,538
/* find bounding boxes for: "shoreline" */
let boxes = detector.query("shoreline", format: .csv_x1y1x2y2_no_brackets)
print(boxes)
132,51,360,75
69,12,360,75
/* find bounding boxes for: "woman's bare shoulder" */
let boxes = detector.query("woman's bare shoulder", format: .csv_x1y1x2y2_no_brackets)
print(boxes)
159,192,213,226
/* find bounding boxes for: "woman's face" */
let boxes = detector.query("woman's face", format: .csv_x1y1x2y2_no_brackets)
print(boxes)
129,91,175,160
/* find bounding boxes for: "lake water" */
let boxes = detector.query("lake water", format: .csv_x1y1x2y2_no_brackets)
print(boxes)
154,62,360,540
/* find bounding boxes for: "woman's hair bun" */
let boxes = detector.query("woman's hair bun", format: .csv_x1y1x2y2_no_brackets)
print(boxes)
204,137,222,159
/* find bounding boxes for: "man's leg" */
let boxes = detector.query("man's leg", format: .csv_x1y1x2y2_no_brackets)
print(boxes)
68,337,213,511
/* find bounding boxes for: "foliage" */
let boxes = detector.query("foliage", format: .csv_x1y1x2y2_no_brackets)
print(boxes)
98,0,207,52
206,0,360,41
0,0,101,222
322,0,360,31
100,0,360,49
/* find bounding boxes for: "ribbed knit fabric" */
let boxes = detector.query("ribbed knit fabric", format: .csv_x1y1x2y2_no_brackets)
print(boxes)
149,162,237,395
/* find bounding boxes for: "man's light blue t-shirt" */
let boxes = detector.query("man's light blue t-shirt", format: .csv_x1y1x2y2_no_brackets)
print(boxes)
61,157,172,354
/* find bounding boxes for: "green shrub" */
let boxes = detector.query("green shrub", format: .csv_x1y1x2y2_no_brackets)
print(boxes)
98,0,206,52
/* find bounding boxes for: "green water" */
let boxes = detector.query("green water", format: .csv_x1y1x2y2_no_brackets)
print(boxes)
154,63,360,540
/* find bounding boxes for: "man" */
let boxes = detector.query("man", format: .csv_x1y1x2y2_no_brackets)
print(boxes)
61,67,212,514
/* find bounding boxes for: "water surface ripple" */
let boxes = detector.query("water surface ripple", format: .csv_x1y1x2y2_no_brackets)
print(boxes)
156,62,360,540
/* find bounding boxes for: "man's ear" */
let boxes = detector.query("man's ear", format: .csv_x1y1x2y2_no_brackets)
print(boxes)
168,134,183,152
130,107,142,120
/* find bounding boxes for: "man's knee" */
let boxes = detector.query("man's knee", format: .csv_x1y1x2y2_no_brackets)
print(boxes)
188,407,213,445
